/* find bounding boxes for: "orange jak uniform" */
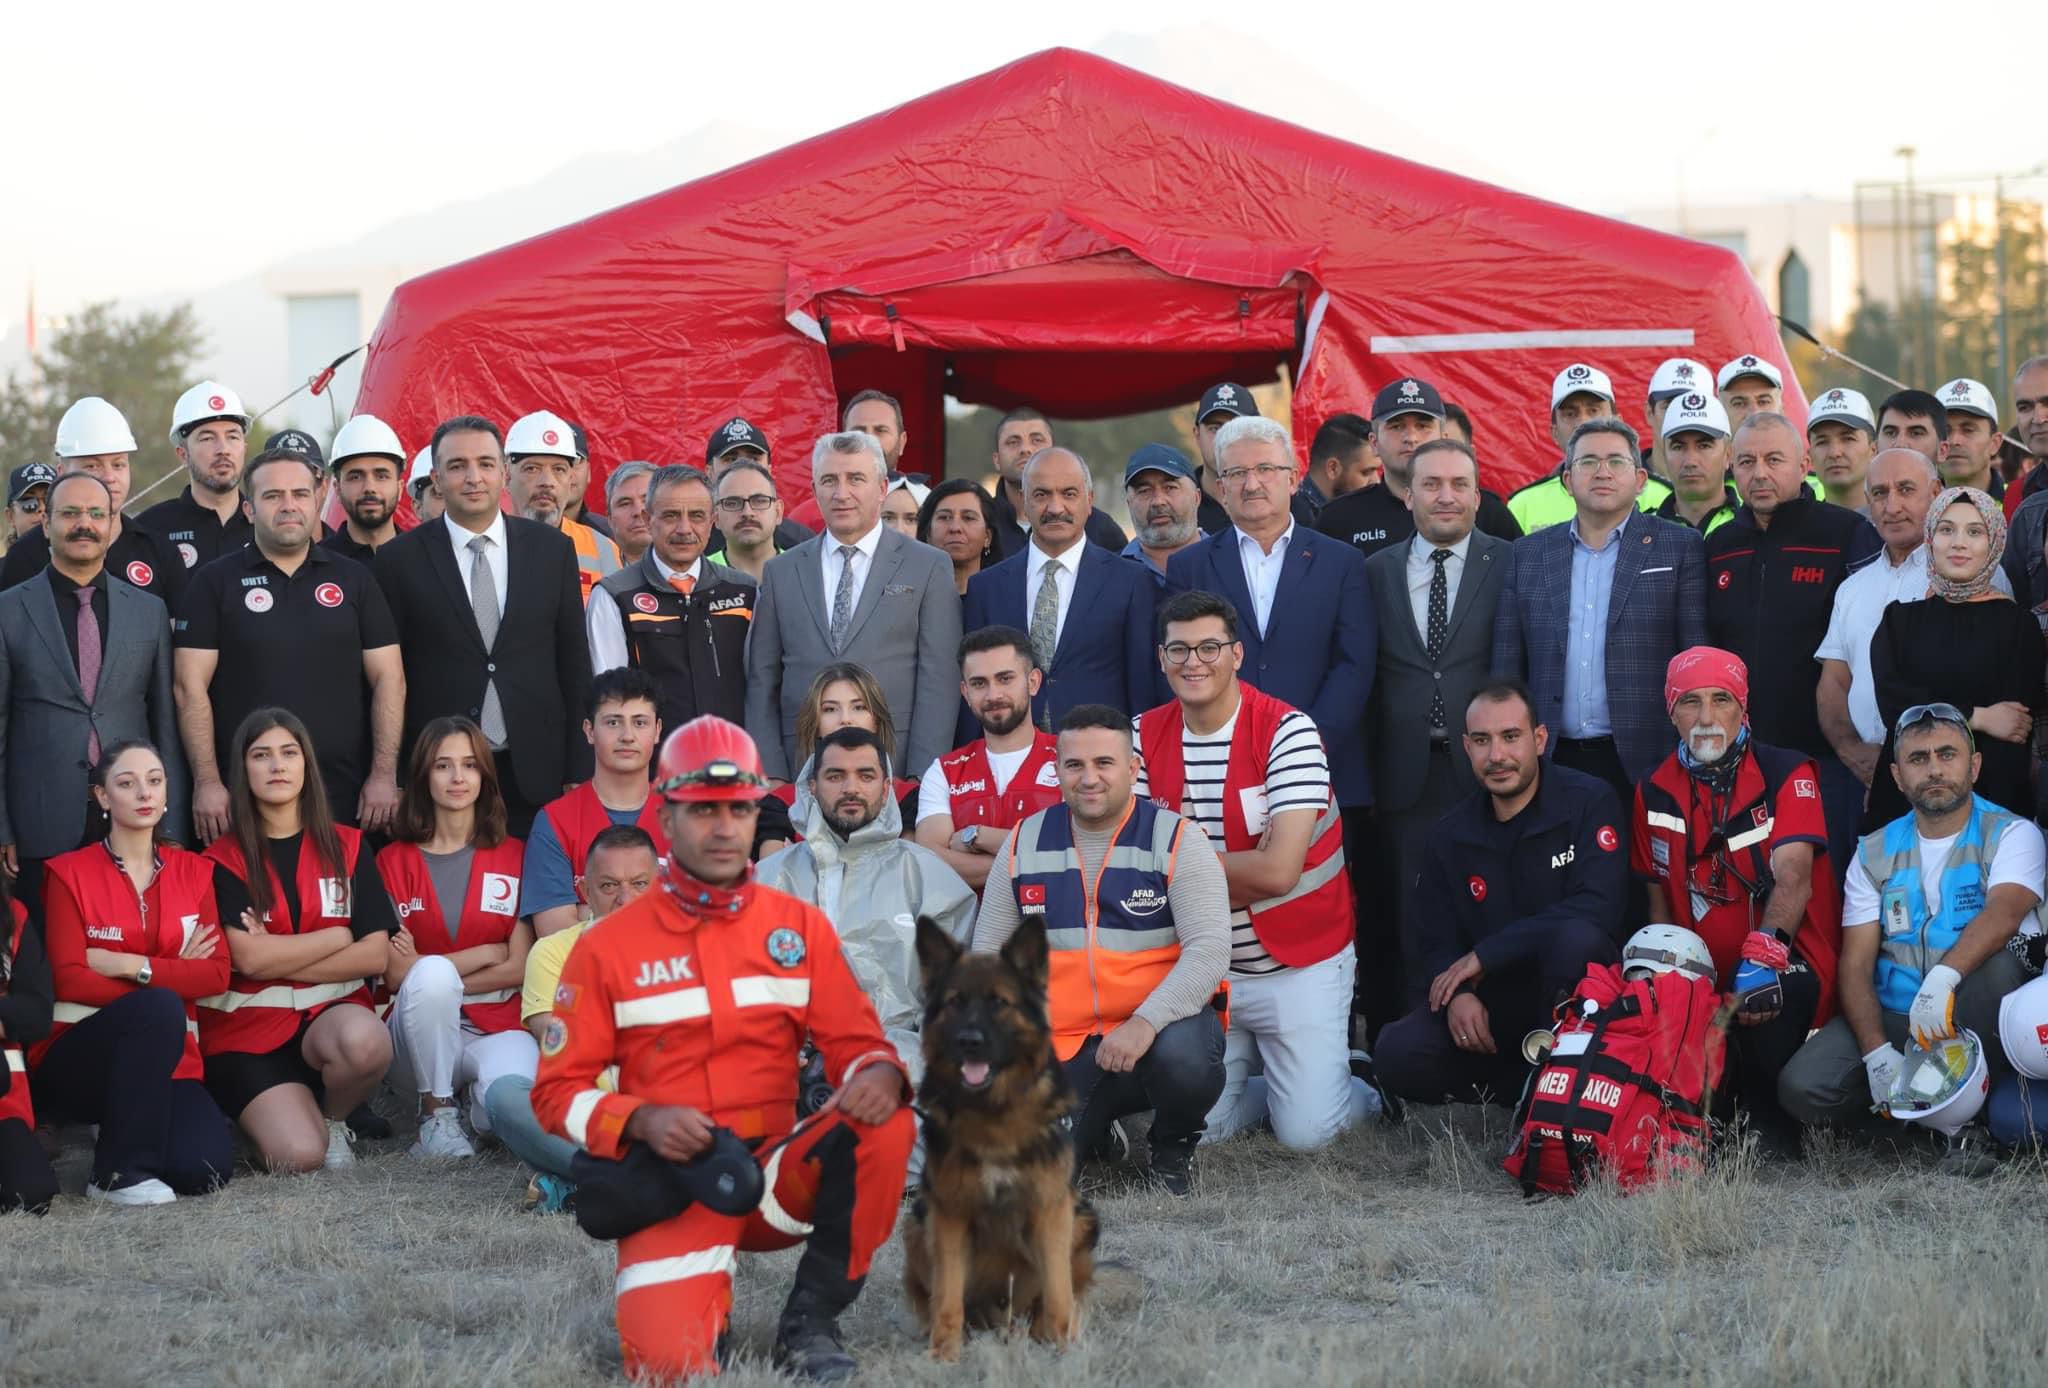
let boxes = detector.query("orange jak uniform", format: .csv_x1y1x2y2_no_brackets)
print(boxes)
531,875,913,1380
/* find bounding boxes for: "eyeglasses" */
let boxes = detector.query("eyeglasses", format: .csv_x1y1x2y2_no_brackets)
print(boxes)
1215,464,1293,486
1570,454,1638,475
716,495,777,513
1895,702,1973,743
1162,639,1234,665
53,507,109,523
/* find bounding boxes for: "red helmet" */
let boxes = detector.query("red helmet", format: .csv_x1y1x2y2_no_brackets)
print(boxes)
655,716,770,803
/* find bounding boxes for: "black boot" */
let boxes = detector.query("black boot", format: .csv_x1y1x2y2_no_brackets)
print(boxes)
346,1101,392,1141
772,1273,863,1382
1147,1136,1198,1197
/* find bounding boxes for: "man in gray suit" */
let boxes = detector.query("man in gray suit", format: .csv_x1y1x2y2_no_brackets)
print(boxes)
0,472,187,892
1365,440,1509,1008
745,431,962,780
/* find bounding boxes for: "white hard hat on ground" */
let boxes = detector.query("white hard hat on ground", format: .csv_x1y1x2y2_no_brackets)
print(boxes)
1889,1030,1990,1137
55,397,139,457
331,414,407,468
168,380,251,446
1998,974,2048,1080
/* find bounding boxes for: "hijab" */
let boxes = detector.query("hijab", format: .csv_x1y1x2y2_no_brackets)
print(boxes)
1925,485,2007,602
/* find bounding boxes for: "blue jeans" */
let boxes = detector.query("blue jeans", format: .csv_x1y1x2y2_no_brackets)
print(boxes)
482,1074,579,1180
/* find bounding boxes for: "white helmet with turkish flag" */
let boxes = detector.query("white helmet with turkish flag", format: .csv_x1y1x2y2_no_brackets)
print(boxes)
330,414,407,469
168,380,251,446
506,410,577,460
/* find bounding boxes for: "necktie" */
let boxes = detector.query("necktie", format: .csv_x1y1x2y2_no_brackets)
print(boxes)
669,572,696,597
1427,548,1451,730
829,545,858,652
468,535,507,745
75,586,102,763
1030,558,1062,672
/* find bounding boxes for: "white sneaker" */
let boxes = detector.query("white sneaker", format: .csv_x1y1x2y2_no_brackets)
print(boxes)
324,1119,357,1169
410,1108,476,1160
87,1177,177,1206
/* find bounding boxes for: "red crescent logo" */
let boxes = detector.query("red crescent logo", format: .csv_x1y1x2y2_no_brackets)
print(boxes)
314,582,344,608
125,561,153,586
1468,875,1487,902
1715,570,1732,590
206,394,225,411
633,591,659,613
541,428,560,446
1596,826,1619,852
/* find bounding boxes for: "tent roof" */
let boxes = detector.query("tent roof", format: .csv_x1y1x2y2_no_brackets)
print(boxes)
357,47,1790,498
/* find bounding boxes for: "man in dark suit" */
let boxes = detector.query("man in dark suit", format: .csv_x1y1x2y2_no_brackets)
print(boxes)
961,447,1155,738
1166,416,1376,808
1365,439,1510,1009
983,407,1130,558
373,415,594,838
1492,417,1708,820
744,431,962,781
0,472,186,897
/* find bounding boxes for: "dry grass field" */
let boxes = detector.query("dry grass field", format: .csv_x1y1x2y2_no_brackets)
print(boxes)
8,1105,2048,1387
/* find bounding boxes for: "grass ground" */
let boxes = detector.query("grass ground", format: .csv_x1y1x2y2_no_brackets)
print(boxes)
7,1105,2048,1386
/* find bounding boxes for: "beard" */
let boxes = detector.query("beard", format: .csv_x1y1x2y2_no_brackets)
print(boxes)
347,494,392,527
977,699,1030,737
1136,514,1197,548
1685,726,1733,764
823,796,883,838
1907,780,1969,817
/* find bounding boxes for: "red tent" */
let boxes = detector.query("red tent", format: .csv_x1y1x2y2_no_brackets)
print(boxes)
355,47,1796,508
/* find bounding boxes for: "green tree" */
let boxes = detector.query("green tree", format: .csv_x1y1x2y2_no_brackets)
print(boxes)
0,301,206,508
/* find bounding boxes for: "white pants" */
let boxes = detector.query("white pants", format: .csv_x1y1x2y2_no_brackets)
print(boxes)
1202,948,1377,1151
386,955,539,1133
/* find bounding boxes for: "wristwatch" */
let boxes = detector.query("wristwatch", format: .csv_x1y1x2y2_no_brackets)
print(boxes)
961,824,980,849
135,959,153,987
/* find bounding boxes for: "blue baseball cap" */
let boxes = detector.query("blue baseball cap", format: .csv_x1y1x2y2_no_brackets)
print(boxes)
1125,444,1197,485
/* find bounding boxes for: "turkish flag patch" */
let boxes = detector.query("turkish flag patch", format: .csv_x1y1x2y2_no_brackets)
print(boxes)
1468,876,1487,902
1019,885,1046,905
1596,825,1619,852
1793,778,1817,799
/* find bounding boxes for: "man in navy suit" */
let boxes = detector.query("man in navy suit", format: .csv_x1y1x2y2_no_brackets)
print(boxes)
962,447,1156,738
1492,416,1707,859
1167,417,1376,808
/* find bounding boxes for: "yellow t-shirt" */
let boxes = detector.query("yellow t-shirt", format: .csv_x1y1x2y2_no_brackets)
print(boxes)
520,922,589,1024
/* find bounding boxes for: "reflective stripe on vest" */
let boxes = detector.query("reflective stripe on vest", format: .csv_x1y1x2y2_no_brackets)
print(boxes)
1858,796,2015,1014
565,518,622,603
52,999,202,1036
1011,799,1183,1059
197,980,363,1013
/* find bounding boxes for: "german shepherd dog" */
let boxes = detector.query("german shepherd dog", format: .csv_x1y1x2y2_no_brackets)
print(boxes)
904,915,1099,1360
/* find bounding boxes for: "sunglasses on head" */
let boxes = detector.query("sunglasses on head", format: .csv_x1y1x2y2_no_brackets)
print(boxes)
1894,702,1973,745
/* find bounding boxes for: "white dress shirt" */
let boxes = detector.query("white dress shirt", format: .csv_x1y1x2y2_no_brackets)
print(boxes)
586,552,701,674
821,522,884,619
1235,521,1295,637
1024,537,1083,652
1405,531,1472,644
445,511,509,610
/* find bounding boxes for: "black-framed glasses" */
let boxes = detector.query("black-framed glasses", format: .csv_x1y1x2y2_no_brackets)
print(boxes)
1895,702,1973,743
1162,639,1233,665
716,495,777,513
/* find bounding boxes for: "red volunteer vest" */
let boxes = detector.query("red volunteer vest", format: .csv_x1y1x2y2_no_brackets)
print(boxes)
543,781,665,895
200,827,372,1056
33,846,218,1080
376,837,527,1033
937,732,1062,832
1,902,32,1127
1138,683,1354,969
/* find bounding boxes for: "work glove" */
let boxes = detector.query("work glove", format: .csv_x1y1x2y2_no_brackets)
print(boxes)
1908,964,1963,1049
1863,1043,1905,1111
1739,930,1790,971
1731,931,1788,1019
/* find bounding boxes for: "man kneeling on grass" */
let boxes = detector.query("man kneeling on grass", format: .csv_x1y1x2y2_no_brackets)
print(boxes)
1375,683,1629,1106
1779,703,2039,1142
974,704,1229,1195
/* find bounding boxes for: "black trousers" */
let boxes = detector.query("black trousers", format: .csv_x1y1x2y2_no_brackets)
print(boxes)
0,1117,57,1214
495,748,545,843
1343,805,1404,1042
1375,742,1468,1018
1061,1010,1226,1156
1719,948,1822,1145
1376,918,1618,1107
1551,736,1646,929
35,989,234,1194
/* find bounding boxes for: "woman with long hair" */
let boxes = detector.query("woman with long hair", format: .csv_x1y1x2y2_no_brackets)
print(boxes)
917,479,999,596
0,861,56,1212
201,708,396,1172
1869,486,2046,826
757,663,920,856
32,739,233,1205
377,718,536,1160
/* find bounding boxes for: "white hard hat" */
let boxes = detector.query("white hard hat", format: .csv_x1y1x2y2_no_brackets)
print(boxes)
54,396,139,458
168,380,251,446
407,446,435,493
1998,974,2048,1080
330,414,406,468
1622,924,1717,985
1889,1030,1990,1137
506,410,576,459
